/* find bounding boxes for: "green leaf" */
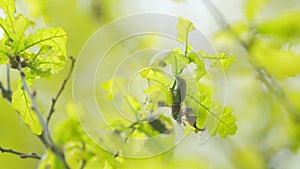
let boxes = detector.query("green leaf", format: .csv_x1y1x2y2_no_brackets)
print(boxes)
127,95,141,112
64,141,86,169
144,84,173,106
24,28,68,77
198,50,235,71
176,16,195,44
10,14,32,55
164,48,190,75
205,102,237,137
24,0,47,19
187,52,206,81
140,68,170,86
38,149,65,169
0,1,34,52
215,107,238,137
12,86,43,135
0,0,67,78
195,106,209,131
186,93,237,137
257,12,300,42
251,39,300,79
0,39,9,64
244,0,268,21
0,0,15,17
101,78,128,100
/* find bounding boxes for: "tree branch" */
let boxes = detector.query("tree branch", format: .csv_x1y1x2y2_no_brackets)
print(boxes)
0,146,41,160
0,81,11,101
6,64,12,96
0,67,12,101
79,160,87,169
18,67,70,169
202,0,300,122
46,56,76,126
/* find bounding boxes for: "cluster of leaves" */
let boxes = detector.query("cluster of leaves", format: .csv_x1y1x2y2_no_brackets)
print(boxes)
0,0,71,168
0,0,67,135
0,0,238,168
102,16,237,146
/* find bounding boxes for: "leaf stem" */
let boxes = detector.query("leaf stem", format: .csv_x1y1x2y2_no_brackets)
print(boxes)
46,56,76,126
184,23,193,58
0,146,41,160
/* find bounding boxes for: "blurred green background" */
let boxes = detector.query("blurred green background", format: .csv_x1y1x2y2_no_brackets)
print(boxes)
1,0,300,168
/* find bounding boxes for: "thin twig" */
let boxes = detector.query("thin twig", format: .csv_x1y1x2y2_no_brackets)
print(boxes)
0,146,41,160
18,68,47,131
46,56,76,125
0,81,12,101
6,64,11,94
18,67,70,169
79,160,87,169
202,0,300,122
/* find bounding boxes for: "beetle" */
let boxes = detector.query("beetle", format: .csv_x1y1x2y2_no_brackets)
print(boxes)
170,77,186,123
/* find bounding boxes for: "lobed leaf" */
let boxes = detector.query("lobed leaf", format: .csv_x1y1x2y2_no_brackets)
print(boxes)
215,107,238,137
10,15,33,55
0,0,15,17
0,40,9,64
24,28,68,78
205,102,237,137
176,16,195,44
140,68,170,86
187,52,206,81
164,48,189,75
12,86,43,135
0,0,67,78
144,84,173,106
198,50,235,71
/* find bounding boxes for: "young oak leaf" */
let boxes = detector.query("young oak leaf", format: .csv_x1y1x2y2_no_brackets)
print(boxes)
0,0,67,78
144,84,173,106
163,48,189,75
0,40,9,64
0,0,16,41
0,0,15,17
205,102,237,137
186,93,237,137
0,1,35,55
12,87,43,135
199,50,235,71
215,107,238,137
176,16,195,44
22,28,68,78
140,68,170,86
187,52,206,81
